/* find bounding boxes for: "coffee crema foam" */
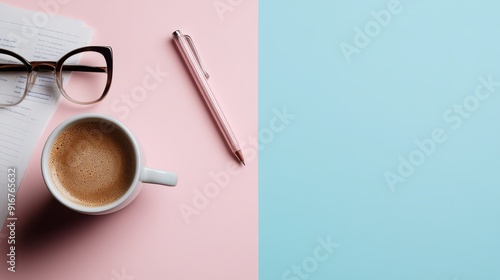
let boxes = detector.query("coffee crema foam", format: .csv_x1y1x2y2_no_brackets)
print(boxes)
49,121,136,207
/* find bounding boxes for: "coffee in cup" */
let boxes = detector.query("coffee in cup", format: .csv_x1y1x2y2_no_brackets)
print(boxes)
49,120,136,207
42,114,178,214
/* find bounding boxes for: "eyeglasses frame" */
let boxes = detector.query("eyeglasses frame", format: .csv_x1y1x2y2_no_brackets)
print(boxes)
0,46,113,106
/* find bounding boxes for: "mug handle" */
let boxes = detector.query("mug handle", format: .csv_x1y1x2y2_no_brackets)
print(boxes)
140,167,178,186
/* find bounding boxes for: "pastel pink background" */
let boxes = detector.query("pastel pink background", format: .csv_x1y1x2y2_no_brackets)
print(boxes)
0,0,257,279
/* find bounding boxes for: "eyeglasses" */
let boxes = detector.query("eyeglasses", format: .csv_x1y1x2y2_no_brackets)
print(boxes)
0,46,113,106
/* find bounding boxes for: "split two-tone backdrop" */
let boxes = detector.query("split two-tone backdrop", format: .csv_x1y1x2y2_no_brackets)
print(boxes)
0,0,500,279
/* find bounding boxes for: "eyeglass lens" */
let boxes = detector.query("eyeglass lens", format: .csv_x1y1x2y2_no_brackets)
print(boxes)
0,53,28,106
60,51,108,104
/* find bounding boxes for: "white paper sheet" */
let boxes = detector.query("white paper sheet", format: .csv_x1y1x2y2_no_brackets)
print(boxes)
0,3,93,228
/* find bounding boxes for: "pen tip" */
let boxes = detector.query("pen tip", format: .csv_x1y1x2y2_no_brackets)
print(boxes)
235,150,245,166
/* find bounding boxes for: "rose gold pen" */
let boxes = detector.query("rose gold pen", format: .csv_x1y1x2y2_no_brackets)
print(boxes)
172,30,245,165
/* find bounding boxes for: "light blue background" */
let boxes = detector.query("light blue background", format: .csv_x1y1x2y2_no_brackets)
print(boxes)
260,0,500,279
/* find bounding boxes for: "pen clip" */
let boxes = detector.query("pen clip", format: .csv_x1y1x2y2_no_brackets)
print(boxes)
184,34,210,78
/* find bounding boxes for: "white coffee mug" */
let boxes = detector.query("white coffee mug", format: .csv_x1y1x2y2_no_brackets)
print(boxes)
41,113,177,215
